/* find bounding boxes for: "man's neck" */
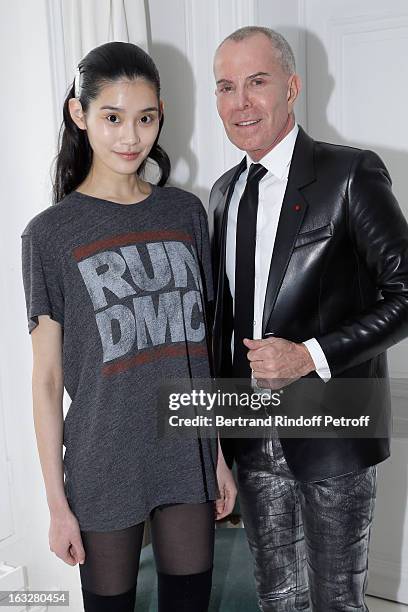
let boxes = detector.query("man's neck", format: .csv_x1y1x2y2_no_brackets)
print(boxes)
248,114,295,163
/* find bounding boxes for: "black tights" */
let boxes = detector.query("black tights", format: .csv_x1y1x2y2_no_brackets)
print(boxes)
79,501,215,611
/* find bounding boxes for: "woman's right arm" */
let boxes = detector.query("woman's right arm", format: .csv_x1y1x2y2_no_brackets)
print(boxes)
31,315,85,566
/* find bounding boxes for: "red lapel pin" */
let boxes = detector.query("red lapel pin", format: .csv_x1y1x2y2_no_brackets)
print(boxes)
293,204,301,211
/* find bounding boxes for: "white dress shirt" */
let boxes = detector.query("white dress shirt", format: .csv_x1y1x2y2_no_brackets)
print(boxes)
225,123,331,381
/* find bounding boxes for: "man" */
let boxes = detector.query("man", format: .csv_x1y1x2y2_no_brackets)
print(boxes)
208,26,408,612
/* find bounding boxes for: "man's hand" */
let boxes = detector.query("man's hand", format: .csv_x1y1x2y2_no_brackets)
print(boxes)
244,337,315,390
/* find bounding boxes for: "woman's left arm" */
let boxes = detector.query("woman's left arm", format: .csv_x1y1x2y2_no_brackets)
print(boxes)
195,201,237,519
215,435,237,520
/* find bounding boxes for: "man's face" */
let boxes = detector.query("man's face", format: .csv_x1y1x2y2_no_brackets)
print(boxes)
214,33,300,161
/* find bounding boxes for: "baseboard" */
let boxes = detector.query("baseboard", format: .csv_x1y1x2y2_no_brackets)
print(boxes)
367,557,408,604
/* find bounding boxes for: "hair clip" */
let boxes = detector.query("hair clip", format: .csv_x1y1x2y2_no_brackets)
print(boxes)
74,65,82,99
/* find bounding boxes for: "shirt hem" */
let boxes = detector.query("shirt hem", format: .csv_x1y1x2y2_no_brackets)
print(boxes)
74,492,219,532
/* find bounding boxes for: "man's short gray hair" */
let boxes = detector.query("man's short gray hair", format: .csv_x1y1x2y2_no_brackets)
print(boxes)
218,26,296,75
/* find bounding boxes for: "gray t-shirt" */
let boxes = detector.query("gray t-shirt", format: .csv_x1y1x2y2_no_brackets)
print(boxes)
21,185,219,531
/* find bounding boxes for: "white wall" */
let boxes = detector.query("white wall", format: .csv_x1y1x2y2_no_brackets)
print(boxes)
2,0,407,608
0,1,83,609
300,0,408,601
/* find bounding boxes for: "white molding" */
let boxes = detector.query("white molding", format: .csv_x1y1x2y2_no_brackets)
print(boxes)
0,377,14,544
327,10,408,28
252,0,259,25
217,0,232,175
326,14,408,135
218,0,256,33
215,0,229,175
182,0,199,165
391,380,408,436
368,556,408,604
45,0,67,144
390,369,408,378
235,0,256,27
297,0,308,131
298,0,307,25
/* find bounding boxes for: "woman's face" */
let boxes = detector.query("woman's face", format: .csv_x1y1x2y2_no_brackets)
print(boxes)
73,78,161,176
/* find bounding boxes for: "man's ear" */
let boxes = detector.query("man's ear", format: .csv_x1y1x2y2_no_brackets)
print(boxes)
287,74,301,113
68,97,87,130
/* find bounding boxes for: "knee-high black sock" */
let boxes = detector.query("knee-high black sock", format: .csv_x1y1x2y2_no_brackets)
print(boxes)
157,567,213,612
81,584,136,612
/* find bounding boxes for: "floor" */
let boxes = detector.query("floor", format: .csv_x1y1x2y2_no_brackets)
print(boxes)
218,516,408,611
137,528,408,611
366,597,407,611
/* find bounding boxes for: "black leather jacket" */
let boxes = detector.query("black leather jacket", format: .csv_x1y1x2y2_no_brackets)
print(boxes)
208,126,408,481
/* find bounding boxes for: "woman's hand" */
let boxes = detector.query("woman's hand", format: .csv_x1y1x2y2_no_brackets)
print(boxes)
49,506,85,566
215,444,237,520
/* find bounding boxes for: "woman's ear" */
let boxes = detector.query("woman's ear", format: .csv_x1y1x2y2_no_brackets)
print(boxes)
159,99,164,119
68,97,87,130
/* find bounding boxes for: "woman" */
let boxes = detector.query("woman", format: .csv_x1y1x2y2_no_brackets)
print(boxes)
21,41,236,612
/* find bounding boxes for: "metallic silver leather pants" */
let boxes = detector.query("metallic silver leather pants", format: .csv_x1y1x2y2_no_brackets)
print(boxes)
236,432,377,611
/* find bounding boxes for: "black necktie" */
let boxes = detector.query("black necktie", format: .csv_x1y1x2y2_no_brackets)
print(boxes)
232,163,268,378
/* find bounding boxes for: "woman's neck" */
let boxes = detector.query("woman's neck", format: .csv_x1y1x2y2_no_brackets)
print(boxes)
76,168,151,204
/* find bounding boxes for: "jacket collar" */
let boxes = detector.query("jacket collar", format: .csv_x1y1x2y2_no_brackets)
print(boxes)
217,124,315,196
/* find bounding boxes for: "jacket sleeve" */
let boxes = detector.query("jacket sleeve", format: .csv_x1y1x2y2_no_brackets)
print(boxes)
192,200,216,377
315,149,408,375
207,184,237,470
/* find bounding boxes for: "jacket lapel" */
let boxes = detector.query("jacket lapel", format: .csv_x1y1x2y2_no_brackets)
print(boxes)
262,126,316,335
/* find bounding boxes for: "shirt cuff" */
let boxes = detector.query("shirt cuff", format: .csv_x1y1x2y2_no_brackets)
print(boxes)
303,338,331,382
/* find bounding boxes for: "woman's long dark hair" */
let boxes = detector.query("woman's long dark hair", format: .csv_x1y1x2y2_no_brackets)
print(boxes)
52,41,170,204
